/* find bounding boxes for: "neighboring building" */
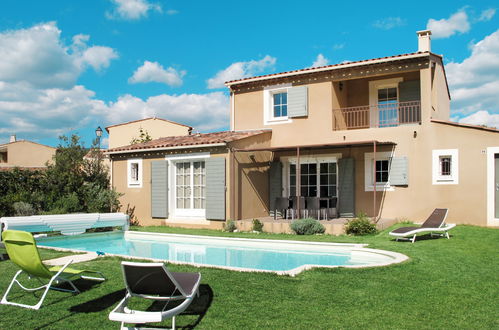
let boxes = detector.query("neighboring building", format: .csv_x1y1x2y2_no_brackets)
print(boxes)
0,135,56,170
108,30,499,229
106,117,192,149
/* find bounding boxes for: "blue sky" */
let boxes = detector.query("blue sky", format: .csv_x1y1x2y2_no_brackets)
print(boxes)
0,0,498,148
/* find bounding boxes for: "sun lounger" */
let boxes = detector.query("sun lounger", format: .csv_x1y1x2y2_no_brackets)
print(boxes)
0,230,105,310
389,208,455,243
109,261,201,330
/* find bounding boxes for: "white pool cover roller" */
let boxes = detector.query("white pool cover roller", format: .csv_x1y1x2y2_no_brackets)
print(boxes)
0,213,129,235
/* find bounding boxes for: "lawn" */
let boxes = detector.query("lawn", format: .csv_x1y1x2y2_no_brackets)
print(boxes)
0,225,497,329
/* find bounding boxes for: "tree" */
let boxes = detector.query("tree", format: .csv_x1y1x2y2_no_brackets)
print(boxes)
130,127,152,145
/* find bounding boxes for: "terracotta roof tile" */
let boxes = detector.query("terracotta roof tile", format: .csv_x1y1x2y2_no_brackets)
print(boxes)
107,130,270,153
226,51,434,86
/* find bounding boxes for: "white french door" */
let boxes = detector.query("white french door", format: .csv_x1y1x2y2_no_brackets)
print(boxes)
174,160,206,217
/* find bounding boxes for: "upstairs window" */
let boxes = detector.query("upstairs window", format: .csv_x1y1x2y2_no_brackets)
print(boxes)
273,92,288,118
263,84,292,125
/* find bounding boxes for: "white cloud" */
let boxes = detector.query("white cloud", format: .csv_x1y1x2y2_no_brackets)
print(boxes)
372,17,406,30
0,22,118,89
445,29,499,128
128,61,185,87
311,54,329,67
107,0,161,20
479,8,496,22
166,9,178,15
207,55,276,89
104,92,229,131
459,111,499,128
333,43,345,50
427,10,470,39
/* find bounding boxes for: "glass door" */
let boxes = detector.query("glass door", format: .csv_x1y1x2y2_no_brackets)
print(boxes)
175,160,206,217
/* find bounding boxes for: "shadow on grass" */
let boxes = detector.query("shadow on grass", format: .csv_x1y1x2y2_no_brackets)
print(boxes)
69,289,126,313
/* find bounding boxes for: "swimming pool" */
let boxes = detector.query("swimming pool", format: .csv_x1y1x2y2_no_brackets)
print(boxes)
37,231,408,275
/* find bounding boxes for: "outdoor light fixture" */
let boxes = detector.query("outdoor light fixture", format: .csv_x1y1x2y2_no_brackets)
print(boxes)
95,126,103,138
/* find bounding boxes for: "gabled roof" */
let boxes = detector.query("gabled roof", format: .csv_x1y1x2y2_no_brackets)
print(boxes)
225,51,437,86
105,117,192,133
0,140,55,151
106,130,271,154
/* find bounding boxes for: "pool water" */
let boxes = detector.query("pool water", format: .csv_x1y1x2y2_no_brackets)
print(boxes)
37,231,406,274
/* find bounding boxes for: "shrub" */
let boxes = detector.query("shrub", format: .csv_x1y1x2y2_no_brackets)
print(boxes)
345,212,377,235
290,218,325,235
252,219,264,232
13,202,36,216
224,220,237,232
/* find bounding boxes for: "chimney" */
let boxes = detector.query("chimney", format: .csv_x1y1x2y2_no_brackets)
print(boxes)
417,30,431,52
9,134,16,143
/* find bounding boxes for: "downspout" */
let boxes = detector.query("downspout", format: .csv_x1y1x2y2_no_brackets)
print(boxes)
296,147,301,217
373,140,377,221
230,147,236,221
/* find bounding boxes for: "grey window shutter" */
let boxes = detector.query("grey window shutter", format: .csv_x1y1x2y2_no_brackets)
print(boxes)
288,86,308,118
151,161,168,218
206,157,226,220
389,157,408,186
399,80,421,102
269,162,283,217
338,158,355,218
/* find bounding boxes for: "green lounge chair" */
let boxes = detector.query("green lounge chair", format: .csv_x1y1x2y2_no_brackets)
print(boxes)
1,230,105,310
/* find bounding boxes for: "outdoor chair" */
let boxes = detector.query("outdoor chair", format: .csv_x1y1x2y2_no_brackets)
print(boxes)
389,208,455,243
1,229,105,310
274,197,291,220
305,197,322,220
109,261,201,330
290,196,305,219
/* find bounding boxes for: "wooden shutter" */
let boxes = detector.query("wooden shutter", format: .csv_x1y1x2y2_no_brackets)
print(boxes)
389,157,408,186
288,86,308,118
206,157,226,220
338,158,355,218
151,161,168,218
399,80,421,102
269,162,283,217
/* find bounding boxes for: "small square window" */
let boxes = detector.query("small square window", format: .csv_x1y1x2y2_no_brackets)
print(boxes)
127,159,142,188
432,149,458,185
273,92,288,118
375,160,390,183
264,84,292,125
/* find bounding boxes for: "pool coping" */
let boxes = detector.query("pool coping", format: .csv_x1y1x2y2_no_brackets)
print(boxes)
37,231,409,276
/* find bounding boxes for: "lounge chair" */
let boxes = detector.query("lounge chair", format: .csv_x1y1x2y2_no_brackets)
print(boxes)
389,208,455,243
0,230,105,310
109,261,201,330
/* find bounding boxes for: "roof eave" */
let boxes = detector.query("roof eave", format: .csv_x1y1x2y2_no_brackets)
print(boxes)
106,142,227,155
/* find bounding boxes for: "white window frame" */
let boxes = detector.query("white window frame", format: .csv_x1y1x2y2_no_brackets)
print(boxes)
165,152,210,219
432,149,459,185
127,158,143,188
281,154,341,197
263,83,292,125
364,152,395,191
368,78,403,128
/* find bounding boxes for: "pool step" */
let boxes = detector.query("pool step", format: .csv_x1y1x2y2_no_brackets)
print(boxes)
44,252,99,266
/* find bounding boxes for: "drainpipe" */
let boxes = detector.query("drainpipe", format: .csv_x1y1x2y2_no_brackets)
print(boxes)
230,147,236,221
296,147,301,218
373,141,377,220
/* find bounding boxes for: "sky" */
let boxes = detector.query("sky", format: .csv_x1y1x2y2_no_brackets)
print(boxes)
0,0,498,148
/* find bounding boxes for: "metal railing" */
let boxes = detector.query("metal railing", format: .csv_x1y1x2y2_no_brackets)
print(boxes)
332,101,421,130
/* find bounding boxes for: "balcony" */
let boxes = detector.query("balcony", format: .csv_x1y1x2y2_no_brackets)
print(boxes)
332,101,421,130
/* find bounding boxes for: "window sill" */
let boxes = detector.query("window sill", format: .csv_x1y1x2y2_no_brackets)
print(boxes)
365,184,394,192
433,178,458,185
264,117,292,125
128,182,142,188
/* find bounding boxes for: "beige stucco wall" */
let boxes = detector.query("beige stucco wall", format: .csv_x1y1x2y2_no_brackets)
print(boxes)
0,141,55,167
230,66,498,227
111,147,229,228
107,119,191,149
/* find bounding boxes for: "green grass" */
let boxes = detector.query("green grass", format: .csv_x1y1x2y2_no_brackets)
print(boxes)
0,225,498,329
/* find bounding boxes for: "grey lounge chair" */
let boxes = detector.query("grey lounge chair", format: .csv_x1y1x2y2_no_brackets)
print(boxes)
109,261,201,330
389,208,455,243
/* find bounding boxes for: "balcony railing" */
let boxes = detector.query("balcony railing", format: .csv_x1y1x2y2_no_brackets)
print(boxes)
332,101,421,130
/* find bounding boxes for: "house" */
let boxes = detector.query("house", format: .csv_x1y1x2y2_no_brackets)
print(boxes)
107,30,499,229
0,135,56,170
106,117,192,149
